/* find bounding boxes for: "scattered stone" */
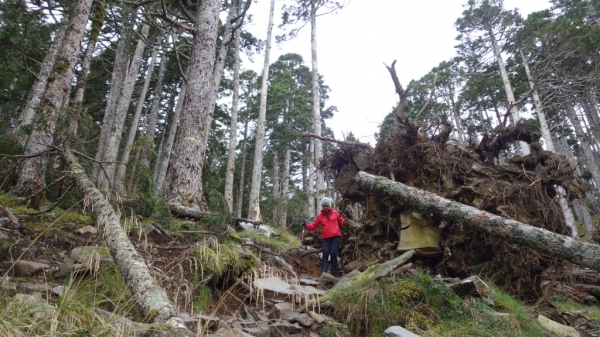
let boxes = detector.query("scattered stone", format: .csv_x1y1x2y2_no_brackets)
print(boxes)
299,278,319,286
253,277,325,301
1,277,17,294
242,323,270,337
0,231,9,239
53,259,74,278
210,328,254,337
239,222,276,237
282,311,315,327
273,302,294,319
75,225,98,234
537,315,580,337
583,295,598,305
383,325,421,337
447,276,495,306
269,321,302,337
13,260,49,277
70,246,112,266
53,286,68,296
21,283,53,294
14,293,56,320
0,206,20,228
309,311,326,324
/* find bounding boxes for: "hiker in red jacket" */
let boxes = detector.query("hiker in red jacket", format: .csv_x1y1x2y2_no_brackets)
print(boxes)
303,197,345,277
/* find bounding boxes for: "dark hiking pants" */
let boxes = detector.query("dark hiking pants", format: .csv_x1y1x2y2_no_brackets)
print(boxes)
321,236,342,277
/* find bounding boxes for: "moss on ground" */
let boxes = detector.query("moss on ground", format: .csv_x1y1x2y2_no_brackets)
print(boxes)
325,273,547,337
194,242,258,284
238,228,300,251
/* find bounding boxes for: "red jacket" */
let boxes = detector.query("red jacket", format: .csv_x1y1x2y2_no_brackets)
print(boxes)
306,208,344,239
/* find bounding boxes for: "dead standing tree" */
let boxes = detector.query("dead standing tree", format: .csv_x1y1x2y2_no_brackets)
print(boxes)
304,60,593,300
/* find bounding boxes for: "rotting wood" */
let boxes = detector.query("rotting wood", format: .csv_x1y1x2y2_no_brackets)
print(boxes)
62,149,185,328
355,171,600,272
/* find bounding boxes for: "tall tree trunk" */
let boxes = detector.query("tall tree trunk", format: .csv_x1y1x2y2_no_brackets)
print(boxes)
14,19,68,138
115,37,161,193
311,0,324,205
247,0,275,220
355,171,600,272
224,11,242,215
163,0,220,210
70,2,106,137
236,114,250,217
489,29,530,155
519,49,578,236
94,8,134,180
154,83,185,196
12,1,93,207
272,151,280,224
566,101,600,189
62,149,184,328
98,24,150,190
278,144,291,229
308,138,315,215
140,43,168,168
151,87,176,185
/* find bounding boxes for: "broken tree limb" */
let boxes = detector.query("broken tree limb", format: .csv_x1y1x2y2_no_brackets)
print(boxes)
168,204,219,219
355,171,600,272
62,149,184,327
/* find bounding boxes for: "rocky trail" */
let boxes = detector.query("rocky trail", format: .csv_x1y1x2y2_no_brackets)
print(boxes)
2,201,600,337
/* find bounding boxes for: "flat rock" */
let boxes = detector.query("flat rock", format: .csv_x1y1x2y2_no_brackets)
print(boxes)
299,278,319,286
1,277,17,294
21,283,53,294
209,328,254,337
13,260,50,277
253,277,325,302
75,225,98,234
309,311,326,324
70,246,113,266
447,276,495,306
384,326,421,337
269,321,302,337
53,286,68,296
281,311,315,327
537,315,580,337
242,323,270,337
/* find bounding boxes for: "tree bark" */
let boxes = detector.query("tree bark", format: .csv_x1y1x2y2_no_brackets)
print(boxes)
115,37,161,193
278,144,291,229
154,82,185,196
236,115,249,218
152,86,177,181
566,101,600,189
70,2,106,137
94,7,134,180
355,171,600,272
224,11,241,215
311,0,324,206
163,0,220,210
14,19,68,138
98,24,150,190
62,149,184,327
489,29,530,155
140,42,168,168
12,1,93,206
247,0,275,220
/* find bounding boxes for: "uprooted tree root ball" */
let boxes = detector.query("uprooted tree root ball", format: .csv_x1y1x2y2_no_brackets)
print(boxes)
304,63,592,301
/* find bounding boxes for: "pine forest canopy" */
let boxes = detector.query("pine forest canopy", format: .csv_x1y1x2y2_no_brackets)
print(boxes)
0,0,598,265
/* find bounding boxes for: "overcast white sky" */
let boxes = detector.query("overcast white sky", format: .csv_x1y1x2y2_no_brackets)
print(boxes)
241,0,552,144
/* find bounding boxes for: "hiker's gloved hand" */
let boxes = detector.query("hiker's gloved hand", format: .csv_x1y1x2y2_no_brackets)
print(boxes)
302,220,307,229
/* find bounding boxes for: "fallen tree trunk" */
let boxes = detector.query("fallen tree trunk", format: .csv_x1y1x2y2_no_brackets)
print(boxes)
63,149,184,327
169,204,219,219
355,171,600,272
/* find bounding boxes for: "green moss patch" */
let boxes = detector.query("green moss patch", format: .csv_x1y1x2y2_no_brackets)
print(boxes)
194,243,258,284
325,273,547,337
